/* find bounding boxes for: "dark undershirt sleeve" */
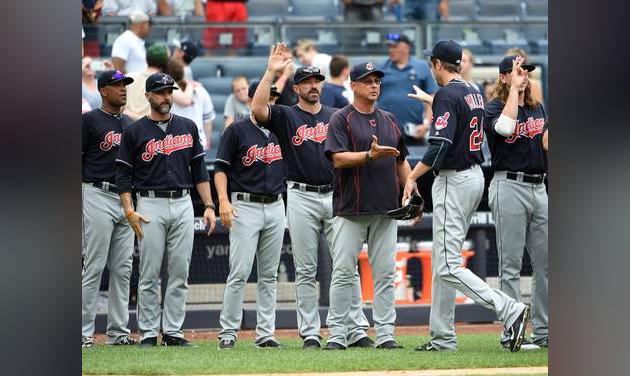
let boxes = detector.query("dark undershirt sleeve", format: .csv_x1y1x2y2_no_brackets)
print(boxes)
115,164,133,193
420,139,450,171
190,156,210,184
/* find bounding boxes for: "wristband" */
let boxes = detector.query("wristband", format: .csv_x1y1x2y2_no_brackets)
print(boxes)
205,203,215,210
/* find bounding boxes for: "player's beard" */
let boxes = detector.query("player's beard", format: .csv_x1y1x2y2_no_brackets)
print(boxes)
149,97,172,115
299,89,320,104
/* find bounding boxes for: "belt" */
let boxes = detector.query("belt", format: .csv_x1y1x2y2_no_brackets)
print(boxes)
289,181,333,194
435,165,476,176
91,182,117,193
137,189,189,198
506,172,545,184
235,192,281,203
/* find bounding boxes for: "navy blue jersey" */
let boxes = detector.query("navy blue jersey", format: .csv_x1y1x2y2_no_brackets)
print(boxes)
325,105,409,216
82,108,132,183
115,114,206,190
262,104,334,186
320,83,350,109
483,98,548,174
215,118,286,195
427,79,485,170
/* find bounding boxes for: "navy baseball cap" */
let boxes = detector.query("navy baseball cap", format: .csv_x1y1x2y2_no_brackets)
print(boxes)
178,40,198,64
97,70,134,89
424,40,462,65
248,81,281,99
145,73,179,93
294,66,325,84
386,33,412,46
499,55,536,74
350,62,385,82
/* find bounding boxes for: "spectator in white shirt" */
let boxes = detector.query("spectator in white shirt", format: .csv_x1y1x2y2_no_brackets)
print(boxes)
110,10,152,73
167,58,216,151
157,0,204,17
102,0,157,16
293,39,332,80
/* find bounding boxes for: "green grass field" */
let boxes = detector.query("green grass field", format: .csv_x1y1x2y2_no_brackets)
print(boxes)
82,334,547,375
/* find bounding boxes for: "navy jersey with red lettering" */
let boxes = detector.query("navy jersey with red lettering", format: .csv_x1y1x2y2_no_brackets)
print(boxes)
115,114,206,190
215,118,286,195
427,79,485,170
483,98,548,174
262,104,334,185
325,105,409,216
82,108,132,183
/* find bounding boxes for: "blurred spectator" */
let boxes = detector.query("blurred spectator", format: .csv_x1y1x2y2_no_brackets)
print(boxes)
461,48,481,92
158,0,204,17
203,0,248,53
321,56,351,109
82,98,93,114
343,0,384,21
123,44,169,120
393,0,449,21
293,40,332,80
482,79,495,102
110,10,152,73
82,56,109,109
378,33,437,144
505,47,544,104
171,40,199,80
102,0,157,16
82,0,104,24
224,76,251,127
167,59,216,151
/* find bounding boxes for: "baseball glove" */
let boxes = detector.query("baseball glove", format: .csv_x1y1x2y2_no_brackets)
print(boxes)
386,192,424,221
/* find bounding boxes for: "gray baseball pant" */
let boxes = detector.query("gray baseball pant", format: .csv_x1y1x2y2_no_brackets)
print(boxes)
429,165,527,350
219,193,285,344
81,183,134,343
489,172,548,343
327,214,398,347
286,184,369,344
136,193,194,340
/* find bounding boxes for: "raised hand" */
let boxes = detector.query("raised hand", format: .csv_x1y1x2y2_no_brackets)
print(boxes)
407,84,433,104
510,56,528,90
267,43,293,74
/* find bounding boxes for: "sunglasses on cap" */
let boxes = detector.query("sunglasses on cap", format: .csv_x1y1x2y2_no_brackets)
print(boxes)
301,66,321,74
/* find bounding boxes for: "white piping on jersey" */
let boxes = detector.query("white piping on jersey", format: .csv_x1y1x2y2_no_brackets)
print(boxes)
430,141,445,169
215,158,231,166
115,158,133,168
192,152,206,160
428,135,453,144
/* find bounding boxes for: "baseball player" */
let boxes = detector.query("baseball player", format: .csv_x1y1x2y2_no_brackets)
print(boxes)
324,62,416,350
484,55,548,349
214,83,286,349
115,73,216,347
250,43,371,350
82,70,136,348
402,40,529,352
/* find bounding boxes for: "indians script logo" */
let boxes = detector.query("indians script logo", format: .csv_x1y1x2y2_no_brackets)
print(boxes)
242,143,283,166
434,112,450,130
505,117,545,144
291,122,328,145
366,62,375,70
141,134,194,162
99,131,121,151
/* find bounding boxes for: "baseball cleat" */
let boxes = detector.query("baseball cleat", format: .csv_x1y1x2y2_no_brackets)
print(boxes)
218,338,235,350
322,341,346,350
508,305,530,352
533,338,548,348
520,339,541,351
348,336,374,348
255,338,283,348
82,337,94,349
414,342,439,352
139,337,157,347
111,335,137,346
375,340,404,349
302,339,321,349
162,334,196,347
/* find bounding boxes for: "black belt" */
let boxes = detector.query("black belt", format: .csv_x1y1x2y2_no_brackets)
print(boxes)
236,193,281,203
289,182,333,194
506,172,545,184
91,182,117,193
435,165,474,175
137,189,189,198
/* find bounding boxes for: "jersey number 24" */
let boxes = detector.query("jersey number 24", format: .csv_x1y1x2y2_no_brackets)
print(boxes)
469,117,484,152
